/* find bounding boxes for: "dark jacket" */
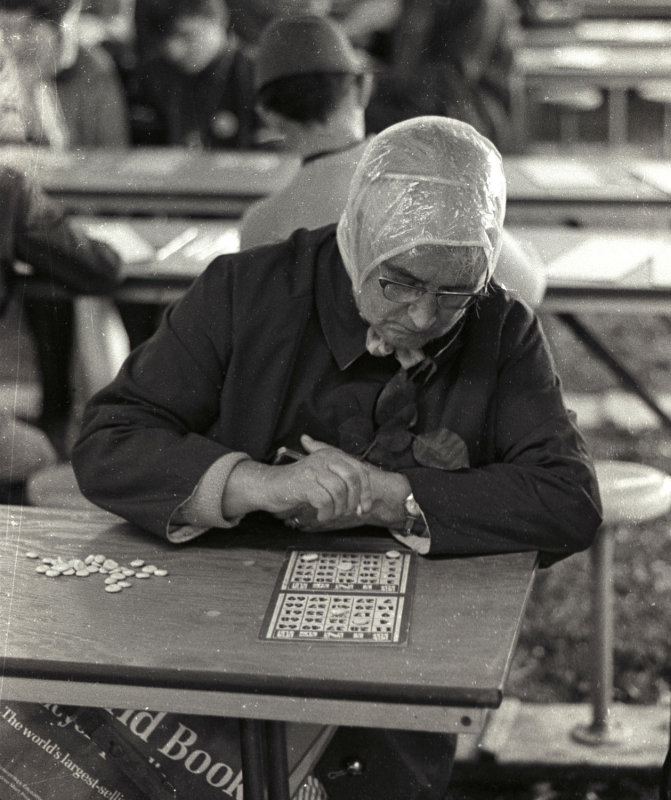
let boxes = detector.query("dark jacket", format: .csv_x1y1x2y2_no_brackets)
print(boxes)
132,48,258,149
0,165,122,313
73,225,601,563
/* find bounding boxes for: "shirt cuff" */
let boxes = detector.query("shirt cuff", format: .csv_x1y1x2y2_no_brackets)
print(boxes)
167,451,251,543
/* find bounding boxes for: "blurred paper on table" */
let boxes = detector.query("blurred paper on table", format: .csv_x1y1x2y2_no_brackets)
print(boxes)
630,161,671,196
545,236,657,284
521,159,602,189
152,226,241,277
78,220,156,265
548,46,610,69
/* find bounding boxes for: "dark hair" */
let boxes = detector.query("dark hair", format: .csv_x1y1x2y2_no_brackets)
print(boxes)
0,0,76,23
134,0,227,37
258,72,359,124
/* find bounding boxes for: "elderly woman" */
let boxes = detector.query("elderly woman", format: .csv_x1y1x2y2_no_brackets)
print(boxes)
73,116,601,798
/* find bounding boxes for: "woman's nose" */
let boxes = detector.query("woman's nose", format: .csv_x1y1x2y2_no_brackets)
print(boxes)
407,293,439,329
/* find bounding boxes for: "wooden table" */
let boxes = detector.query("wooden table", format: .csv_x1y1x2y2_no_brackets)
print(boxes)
504,153,671,227
59,216,671,312
512,224,671,428
582,0,671,18
0,145,299,218
513,19,671,49
0,505,536,798
6,145,671,228
21,216,671,427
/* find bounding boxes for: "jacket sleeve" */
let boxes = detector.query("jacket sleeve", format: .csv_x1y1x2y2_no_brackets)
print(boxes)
402,304,602,565
72,260,238,535
15,172,122,294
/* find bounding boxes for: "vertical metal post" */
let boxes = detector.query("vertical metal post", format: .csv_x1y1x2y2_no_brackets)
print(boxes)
240,718,267,800
266,721,291,800
591,527,613,733
572,525,628,745
608,87,628,145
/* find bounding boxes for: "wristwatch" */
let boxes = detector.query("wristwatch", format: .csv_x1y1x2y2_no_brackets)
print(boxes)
403,492,425,536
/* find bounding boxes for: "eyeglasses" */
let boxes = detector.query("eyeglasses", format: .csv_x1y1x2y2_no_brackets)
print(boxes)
378,275,489,310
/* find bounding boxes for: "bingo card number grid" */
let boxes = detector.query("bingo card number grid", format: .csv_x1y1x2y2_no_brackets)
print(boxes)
260,549,415,644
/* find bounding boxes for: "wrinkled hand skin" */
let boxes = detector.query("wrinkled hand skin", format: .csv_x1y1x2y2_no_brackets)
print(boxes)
274,435,409,532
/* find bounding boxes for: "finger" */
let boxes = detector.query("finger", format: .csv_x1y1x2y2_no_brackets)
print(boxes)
328,461,364,518
300,433,330,453
313,472,349,521
358,466,373,514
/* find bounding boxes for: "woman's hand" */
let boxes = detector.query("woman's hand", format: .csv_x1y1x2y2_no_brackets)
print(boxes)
222,434,411,531
267,435,373,524
276,436,412,532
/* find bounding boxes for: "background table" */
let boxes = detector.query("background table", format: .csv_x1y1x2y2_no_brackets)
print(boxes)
21,216,671,427
6,146,671,228
512,224,671,428
0,505,537,796
513,19,671,48
582,0,671,18
504,153,671,227
511,44,671,146
0,145,299,218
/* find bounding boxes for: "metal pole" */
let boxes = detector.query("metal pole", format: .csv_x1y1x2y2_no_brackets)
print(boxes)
240,718,267,800
591,528,614,733
266,721,291,800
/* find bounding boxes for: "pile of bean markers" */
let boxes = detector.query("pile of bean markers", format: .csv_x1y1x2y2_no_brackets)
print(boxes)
25,551,168,593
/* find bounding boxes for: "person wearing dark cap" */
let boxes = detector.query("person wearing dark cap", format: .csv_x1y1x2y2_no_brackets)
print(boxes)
131,0,259,148
239,15,373,250
240,14,546,308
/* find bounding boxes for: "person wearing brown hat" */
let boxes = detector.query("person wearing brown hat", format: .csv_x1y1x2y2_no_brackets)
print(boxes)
240,15,547,309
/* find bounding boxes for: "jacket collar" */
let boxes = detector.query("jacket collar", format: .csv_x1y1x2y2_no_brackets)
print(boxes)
314,228,368,370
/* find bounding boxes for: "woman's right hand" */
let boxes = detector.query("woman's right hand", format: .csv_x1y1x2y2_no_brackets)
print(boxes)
263,435,373,524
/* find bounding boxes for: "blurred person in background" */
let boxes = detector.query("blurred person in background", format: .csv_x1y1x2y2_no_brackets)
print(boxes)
329,0,402,62
0,157,122,497
0,34,29,142
366,0,519,152
78,0,136,90
0,0,131,446
131,0,260,148
224,0,401,62
224,0,331,46
0,0,131,147
240,15,546,308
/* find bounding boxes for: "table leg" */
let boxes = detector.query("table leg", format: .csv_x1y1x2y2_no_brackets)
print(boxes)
240,718,267,800
266,721,291,800
555,313,671,430
608,88,628,145
509,71,529,151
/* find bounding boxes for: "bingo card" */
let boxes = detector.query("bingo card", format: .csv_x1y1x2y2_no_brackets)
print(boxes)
260,548,415,644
